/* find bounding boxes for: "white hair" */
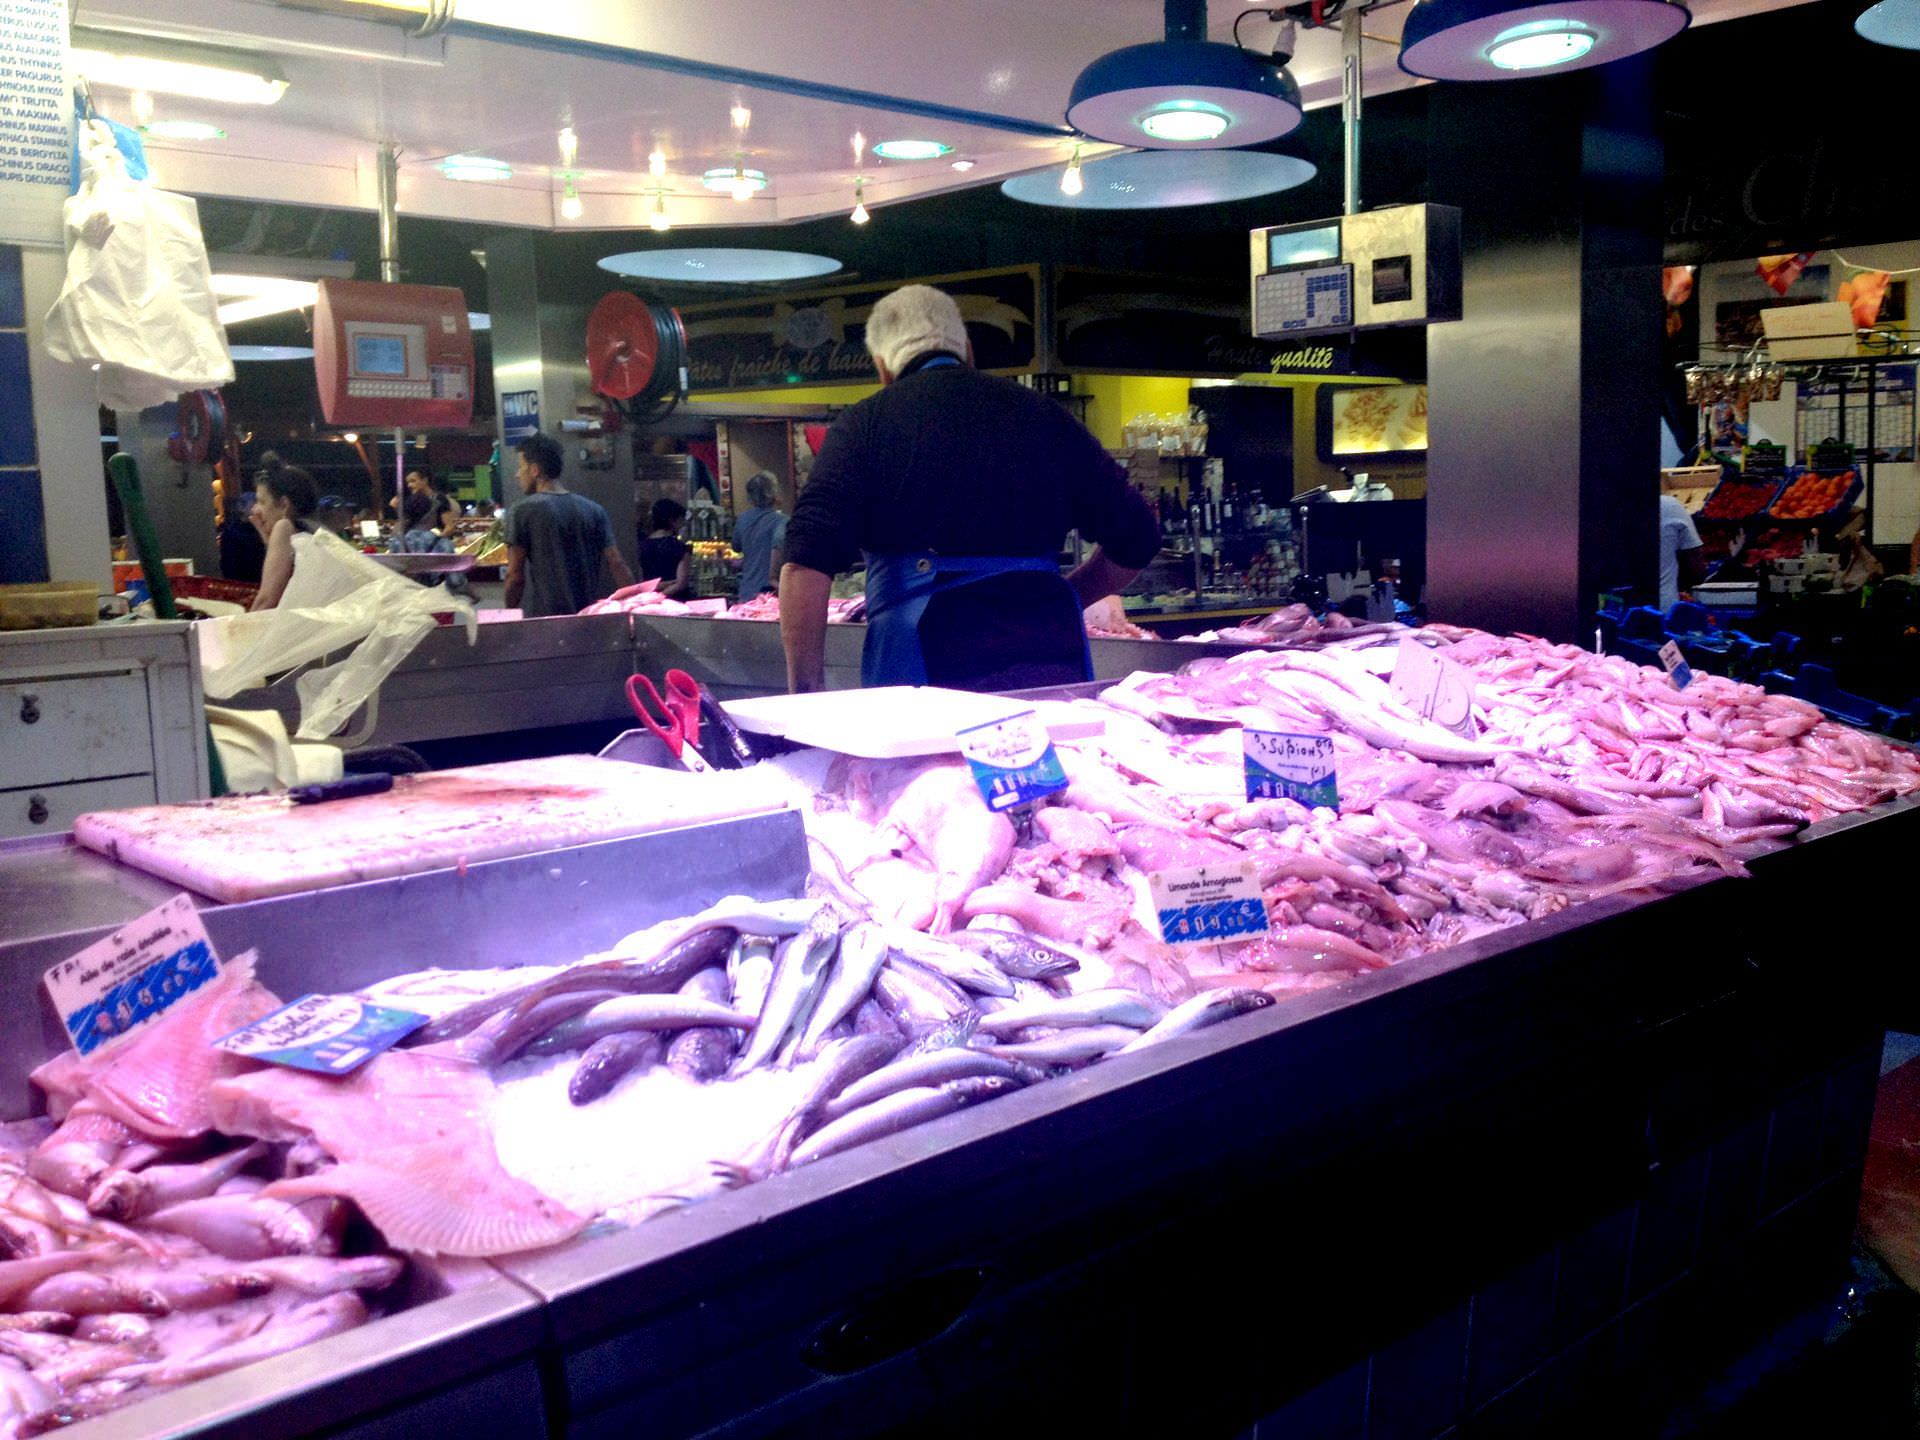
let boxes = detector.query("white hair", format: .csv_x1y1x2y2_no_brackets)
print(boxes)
863,285,968,377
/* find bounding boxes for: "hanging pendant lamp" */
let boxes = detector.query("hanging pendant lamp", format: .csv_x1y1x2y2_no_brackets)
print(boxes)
1067,0,1302,148
1857,0,1920,50
1399,0,1691,81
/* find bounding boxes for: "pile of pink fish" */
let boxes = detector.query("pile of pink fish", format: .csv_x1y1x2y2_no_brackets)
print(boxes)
718,593,865,623
806,624,1920,1001
1177,602,1403,648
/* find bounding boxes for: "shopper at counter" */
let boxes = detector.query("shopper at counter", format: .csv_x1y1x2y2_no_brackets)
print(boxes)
250,458,321,611
732,470,786,601
503,433,634,617
1658,492,1706,612
218,490,266,584
780,284,1158,692
393,490,472,597
640,499,693,599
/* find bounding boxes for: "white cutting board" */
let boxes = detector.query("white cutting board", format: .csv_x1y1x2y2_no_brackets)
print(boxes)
71,755,784,904
722,686,1105,759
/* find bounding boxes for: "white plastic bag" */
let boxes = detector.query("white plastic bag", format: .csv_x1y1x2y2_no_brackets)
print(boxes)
42,120,234,410
199,531,476,740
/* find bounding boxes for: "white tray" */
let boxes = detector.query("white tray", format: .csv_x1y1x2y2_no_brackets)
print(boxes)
721,686,1105,759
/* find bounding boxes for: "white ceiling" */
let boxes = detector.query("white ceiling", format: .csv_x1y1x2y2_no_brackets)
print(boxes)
74,0,1819,232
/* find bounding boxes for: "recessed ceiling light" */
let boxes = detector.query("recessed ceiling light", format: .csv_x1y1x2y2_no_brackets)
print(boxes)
210,274,319,326
1486,19,1597,69
951,158,976,172
702,167,767,195
227,345,313,361
1138,99,1231,142
872,139,953,161
71,29,287,106
1002,149,1313,209
597,249,843,284
139,119,227,142
440,154,512,182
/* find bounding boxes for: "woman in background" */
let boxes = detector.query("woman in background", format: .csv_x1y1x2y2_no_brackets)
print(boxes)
250,456,321,610
639,498,693,599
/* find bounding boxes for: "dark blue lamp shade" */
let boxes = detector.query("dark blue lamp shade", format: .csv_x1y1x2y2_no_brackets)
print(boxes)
1066,40,1303,148
1399,0,1690,81
1857,0,1920,49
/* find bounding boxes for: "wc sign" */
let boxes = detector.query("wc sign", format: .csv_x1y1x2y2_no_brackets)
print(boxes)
502,390,541,443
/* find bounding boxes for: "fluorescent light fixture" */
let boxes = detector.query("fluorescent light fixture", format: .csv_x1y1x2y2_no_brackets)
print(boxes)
1003,148,1314,209
1399,0,1690,82
704,166,767,196
1069,40,1301,148
872,139,952,160
1138,99,1231,141
598,249,843,284
227,345,313,361
1486,19,1597,68
1857,0,1920,49
140,119,226,141
71,29,287,105
211,273,318,326
440,154,512,182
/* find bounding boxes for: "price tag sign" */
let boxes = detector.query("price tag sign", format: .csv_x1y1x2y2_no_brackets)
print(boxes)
1150,861,1271,947
956,709,1069,812
1657,639,1694,690
1390,637,1479,739
43,895,222,1058
214,994,428,1076
1243,729,1338,809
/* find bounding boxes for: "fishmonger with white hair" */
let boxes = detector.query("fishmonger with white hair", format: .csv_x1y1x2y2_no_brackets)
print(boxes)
779,284,1159,692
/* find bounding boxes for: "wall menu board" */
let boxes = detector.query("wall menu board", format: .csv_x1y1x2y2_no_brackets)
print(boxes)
0,0,70,246
1796,364,1915,466
1323,384,1429,460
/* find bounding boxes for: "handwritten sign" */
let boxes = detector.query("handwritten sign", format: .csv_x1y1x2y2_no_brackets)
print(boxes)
1243,729,1338,809
956,709,1069,812
1390,637,1479,739
43,895,222,1058
1657,639,1694,690
1150,861,1271,947
214,994,427,1075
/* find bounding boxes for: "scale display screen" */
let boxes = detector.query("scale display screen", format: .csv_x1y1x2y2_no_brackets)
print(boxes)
352,334,409,376
1268,224,1341,270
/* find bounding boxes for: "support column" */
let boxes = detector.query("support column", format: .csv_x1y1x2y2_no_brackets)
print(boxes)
1425,60,1664,642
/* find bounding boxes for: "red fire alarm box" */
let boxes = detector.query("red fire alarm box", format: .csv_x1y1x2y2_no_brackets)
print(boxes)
313,279,474,428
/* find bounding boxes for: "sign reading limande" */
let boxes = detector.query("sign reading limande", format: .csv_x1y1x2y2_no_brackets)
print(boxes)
1055,266,1371,378
679,266,1039,392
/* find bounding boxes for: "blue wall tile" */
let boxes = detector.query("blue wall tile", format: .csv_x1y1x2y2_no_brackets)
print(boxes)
0,470,49,583
1552,1208,1632,1348
1367,1304,1467,1440
1627,1149,1707,1301
1465,1249,1558,1409
0,245,22,330
0,332,36,468
1256,1361,1367,1440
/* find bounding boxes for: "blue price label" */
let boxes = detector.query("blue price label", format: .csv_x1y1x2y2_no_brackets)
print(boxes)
1657,640,1694,691
214,994,429,1076
1242,728,1339,809
956,709,1069,812
1149,862,1271,948
43,894,223,1058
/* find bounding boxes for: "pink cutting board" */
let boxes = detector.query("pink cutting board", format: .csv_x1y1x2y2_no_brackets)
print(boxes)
71,755,782,903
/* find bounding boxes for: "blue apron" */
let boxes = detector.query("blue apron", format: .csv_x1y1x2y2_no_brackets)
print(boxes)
862,551,1094,689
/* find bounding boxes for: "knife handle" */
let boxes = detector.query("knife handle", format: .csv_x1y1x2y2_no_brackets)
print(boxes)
289,773,395,805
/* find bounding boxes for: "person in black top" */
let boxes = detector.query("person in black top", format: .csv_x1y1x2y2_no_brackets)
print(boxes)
780,284,1159,693
219,490,266,584
504,434,634,617
639,498,693,598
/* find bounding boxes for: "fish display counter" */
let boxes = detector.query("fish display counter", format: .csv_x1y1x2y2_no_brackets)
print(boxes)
3,625,1918,1436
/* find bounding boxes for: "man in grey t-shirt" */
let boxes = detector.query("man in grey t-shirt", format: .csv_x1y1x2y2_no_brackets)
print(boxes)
503,434,634,617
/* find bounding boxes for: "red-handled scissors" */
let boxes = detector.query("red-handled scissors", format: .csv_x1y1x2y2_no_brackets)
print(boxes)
626,670,712,771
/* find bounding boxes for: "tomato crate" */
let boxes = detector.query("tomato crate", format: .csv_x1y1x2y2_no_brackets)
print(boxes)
1694,471,1784,524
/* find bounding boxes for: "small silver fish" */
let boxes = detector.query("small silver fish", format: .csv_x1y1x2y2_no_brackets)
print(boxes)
979,1025,1141,1067
973,989,1164,1039
732,908,843,1074
789,1077,1019,1169
1116,989,1274,1054
795,922,892,1061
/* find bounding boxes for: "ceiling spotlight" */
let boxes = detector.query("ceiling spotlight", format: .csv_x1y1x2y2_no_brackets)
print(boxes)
872,139,953,160
558,125,578,168
342,432,359,444
730,103,751,130
1060,146,1085,196
440,153,513,182
951,158,976,172
71,29,288,106
140,119,226,141
560,182,583,221
852,131,866,164
650,192,672,232
851,179,870,225
1399,0,1691,81
1066,0,1301,149
130,89,154,127
1857,0,1920,48
648,147,667,177
704,165,768,199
